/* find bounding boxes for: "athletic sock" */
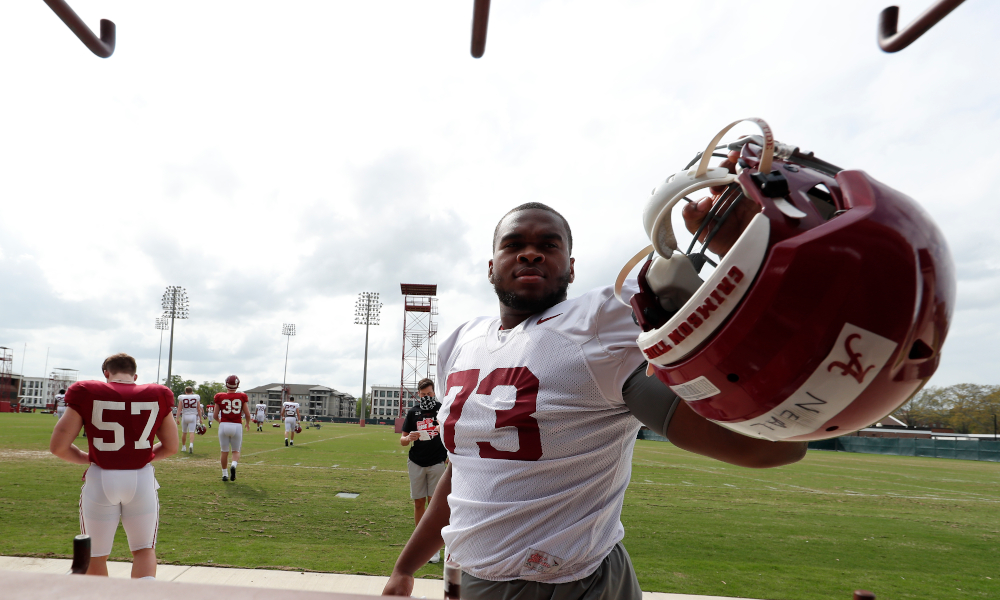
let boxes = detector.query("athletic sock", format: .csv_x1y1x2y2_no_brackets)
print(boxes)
231,461,238,467
140,576,155,580
222,469,228,477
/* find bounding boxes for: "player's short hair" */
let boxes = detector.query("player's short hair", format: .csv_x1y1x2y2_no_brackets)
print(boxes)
492,202,573,254
185,386,193,393
417,378,435,392
58,389,66,394
101,353,137,376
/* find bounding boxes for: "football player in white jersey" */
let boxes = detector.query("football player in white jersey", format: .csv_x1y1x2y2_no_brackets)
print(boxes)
282,396,301,446
254,401,267,432
176,386,203,454
384,204,807,599
54,389,67,418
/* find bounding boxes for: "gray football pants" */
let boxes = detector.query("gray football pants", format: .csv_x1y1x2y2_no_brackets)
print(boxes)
461,542,642,600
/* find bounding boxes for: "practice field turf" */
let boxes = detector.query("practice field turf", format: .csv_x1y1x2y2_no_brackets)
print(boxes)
0,414,996,599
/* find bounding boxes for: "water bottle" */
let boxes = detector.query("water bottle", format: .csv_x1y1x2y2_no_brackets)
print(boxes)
443,547,461,599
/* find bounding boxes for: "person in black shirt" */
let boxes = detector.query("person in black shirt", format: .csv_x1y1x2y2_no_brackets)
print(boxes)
400,378,448,564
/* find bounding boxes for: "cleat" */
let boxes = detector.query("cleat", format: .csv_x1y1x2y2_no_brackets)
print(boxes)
222,475,228,482
230,465,236,482
285,438,289,447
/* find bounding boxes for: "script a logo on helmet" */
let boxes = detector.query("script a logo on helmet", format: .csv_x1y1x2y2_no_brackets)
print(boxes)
826,333,876,384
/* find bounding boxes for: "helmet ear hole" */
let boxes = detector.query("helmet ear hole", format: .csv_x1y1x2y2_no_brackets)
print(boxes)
908,339,935,360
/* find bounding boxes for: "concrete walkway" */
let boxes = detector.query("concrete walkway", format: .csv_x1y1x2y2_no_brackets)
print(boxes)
0,556,745,600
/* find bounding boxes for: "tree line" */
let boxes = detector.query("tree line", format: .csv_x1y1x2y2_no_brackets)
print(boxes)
893,384,1000,434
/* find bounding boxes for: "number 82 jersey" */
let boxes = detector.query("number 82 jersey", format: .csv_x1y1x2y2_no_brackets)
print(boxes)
65,381,175,470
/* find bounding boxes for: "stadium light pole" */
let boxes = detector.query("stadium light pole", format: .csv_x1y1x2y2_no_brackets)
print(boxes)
155,317,169,385
354,292,382,426
282,323,296,402
161,286,189,389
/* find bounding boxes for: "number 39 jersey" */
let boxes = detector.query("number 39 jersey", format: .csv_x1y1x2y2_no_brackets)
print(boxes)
65,381,175,470
437,284,647,584
213,392,248,423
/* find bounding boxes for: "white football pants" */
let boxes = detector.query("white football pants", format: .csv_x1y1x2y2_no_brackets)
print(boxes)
218,422,243,452
80,463,160,557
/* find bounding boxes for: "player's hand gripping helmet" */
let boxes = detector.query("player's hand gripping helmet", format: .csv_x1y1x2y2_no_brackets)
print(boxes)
295,423,302,434
225,375,240,390
196,423,207,435
616,118,955,441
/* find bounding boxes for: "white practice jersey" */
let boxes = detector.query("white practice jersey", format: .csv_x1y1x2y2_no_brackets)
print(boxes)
437,283,646,584
178,394,201,416
255,403,267,417
282,401,300,418
54,394,67,410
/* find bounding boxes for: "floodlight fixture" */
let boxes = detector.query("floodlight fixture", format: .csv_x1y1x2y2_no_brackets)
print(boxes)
282,323,296,400
160,286,189,387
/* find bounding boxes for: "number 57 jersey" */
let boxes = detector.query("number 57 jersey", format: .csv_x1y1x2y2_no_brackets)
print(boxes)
437,284,648,584
65,381,175,470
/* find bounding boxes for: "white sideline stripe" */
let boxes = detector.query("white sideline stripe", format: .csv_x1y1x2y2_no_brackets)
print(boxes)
638,449,1000,499
631,459,1000,503
239,433,363,457
628,480,1000,503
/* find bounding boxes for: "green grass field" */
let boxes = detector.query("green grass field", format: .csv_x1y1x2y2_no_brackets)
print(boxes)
0,413,996,599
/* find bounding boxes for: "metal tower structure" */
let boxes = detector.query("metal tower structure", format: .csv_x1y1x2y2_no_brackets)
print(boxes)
0,347,14,406
281,323,296,402
399,283,438,416
47,368,78,410
355,292,382,425
161,286,189,387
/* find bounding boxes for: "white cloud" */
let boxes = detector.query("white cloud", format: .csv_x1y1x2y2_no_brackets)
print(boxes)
1,0,998,393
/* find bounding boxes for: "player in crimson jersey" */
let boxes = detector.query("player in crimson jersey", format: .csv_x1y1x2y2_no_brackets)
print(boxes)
176,386,203,454
214,375,250,482
383,204,807,598
49,353,178,579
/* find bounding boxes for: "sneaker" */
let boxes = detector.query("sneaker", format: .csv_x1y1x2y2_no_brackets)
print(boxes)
230,465,237,482
222,475,229,482
285,438,289,447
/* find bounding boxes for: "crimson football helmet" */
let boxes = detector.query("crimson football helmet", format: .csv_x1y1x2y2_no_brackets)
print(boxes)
616,118,955,441
225,375,240,390
196,423,206,435
295,423,302,434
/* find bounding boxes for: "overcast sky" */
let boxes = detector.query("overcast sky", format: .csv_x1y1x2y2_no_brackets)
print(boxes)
1,0,997,397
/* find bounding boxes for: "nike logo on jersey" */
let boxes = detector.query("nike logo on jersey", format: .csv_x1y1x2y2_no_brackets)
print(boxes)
537,313,563,325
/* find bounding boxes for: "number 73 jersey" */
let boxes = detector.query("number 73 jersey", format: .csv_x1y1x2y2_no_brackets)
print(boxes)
437,284,648,584
65,381,175,470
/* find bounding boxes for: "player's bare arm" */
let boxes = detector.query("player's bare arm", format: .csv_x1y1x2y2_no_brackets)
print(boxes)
49,408,89,465
383,464,452,596
151,415,179,461
666,401,805,468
